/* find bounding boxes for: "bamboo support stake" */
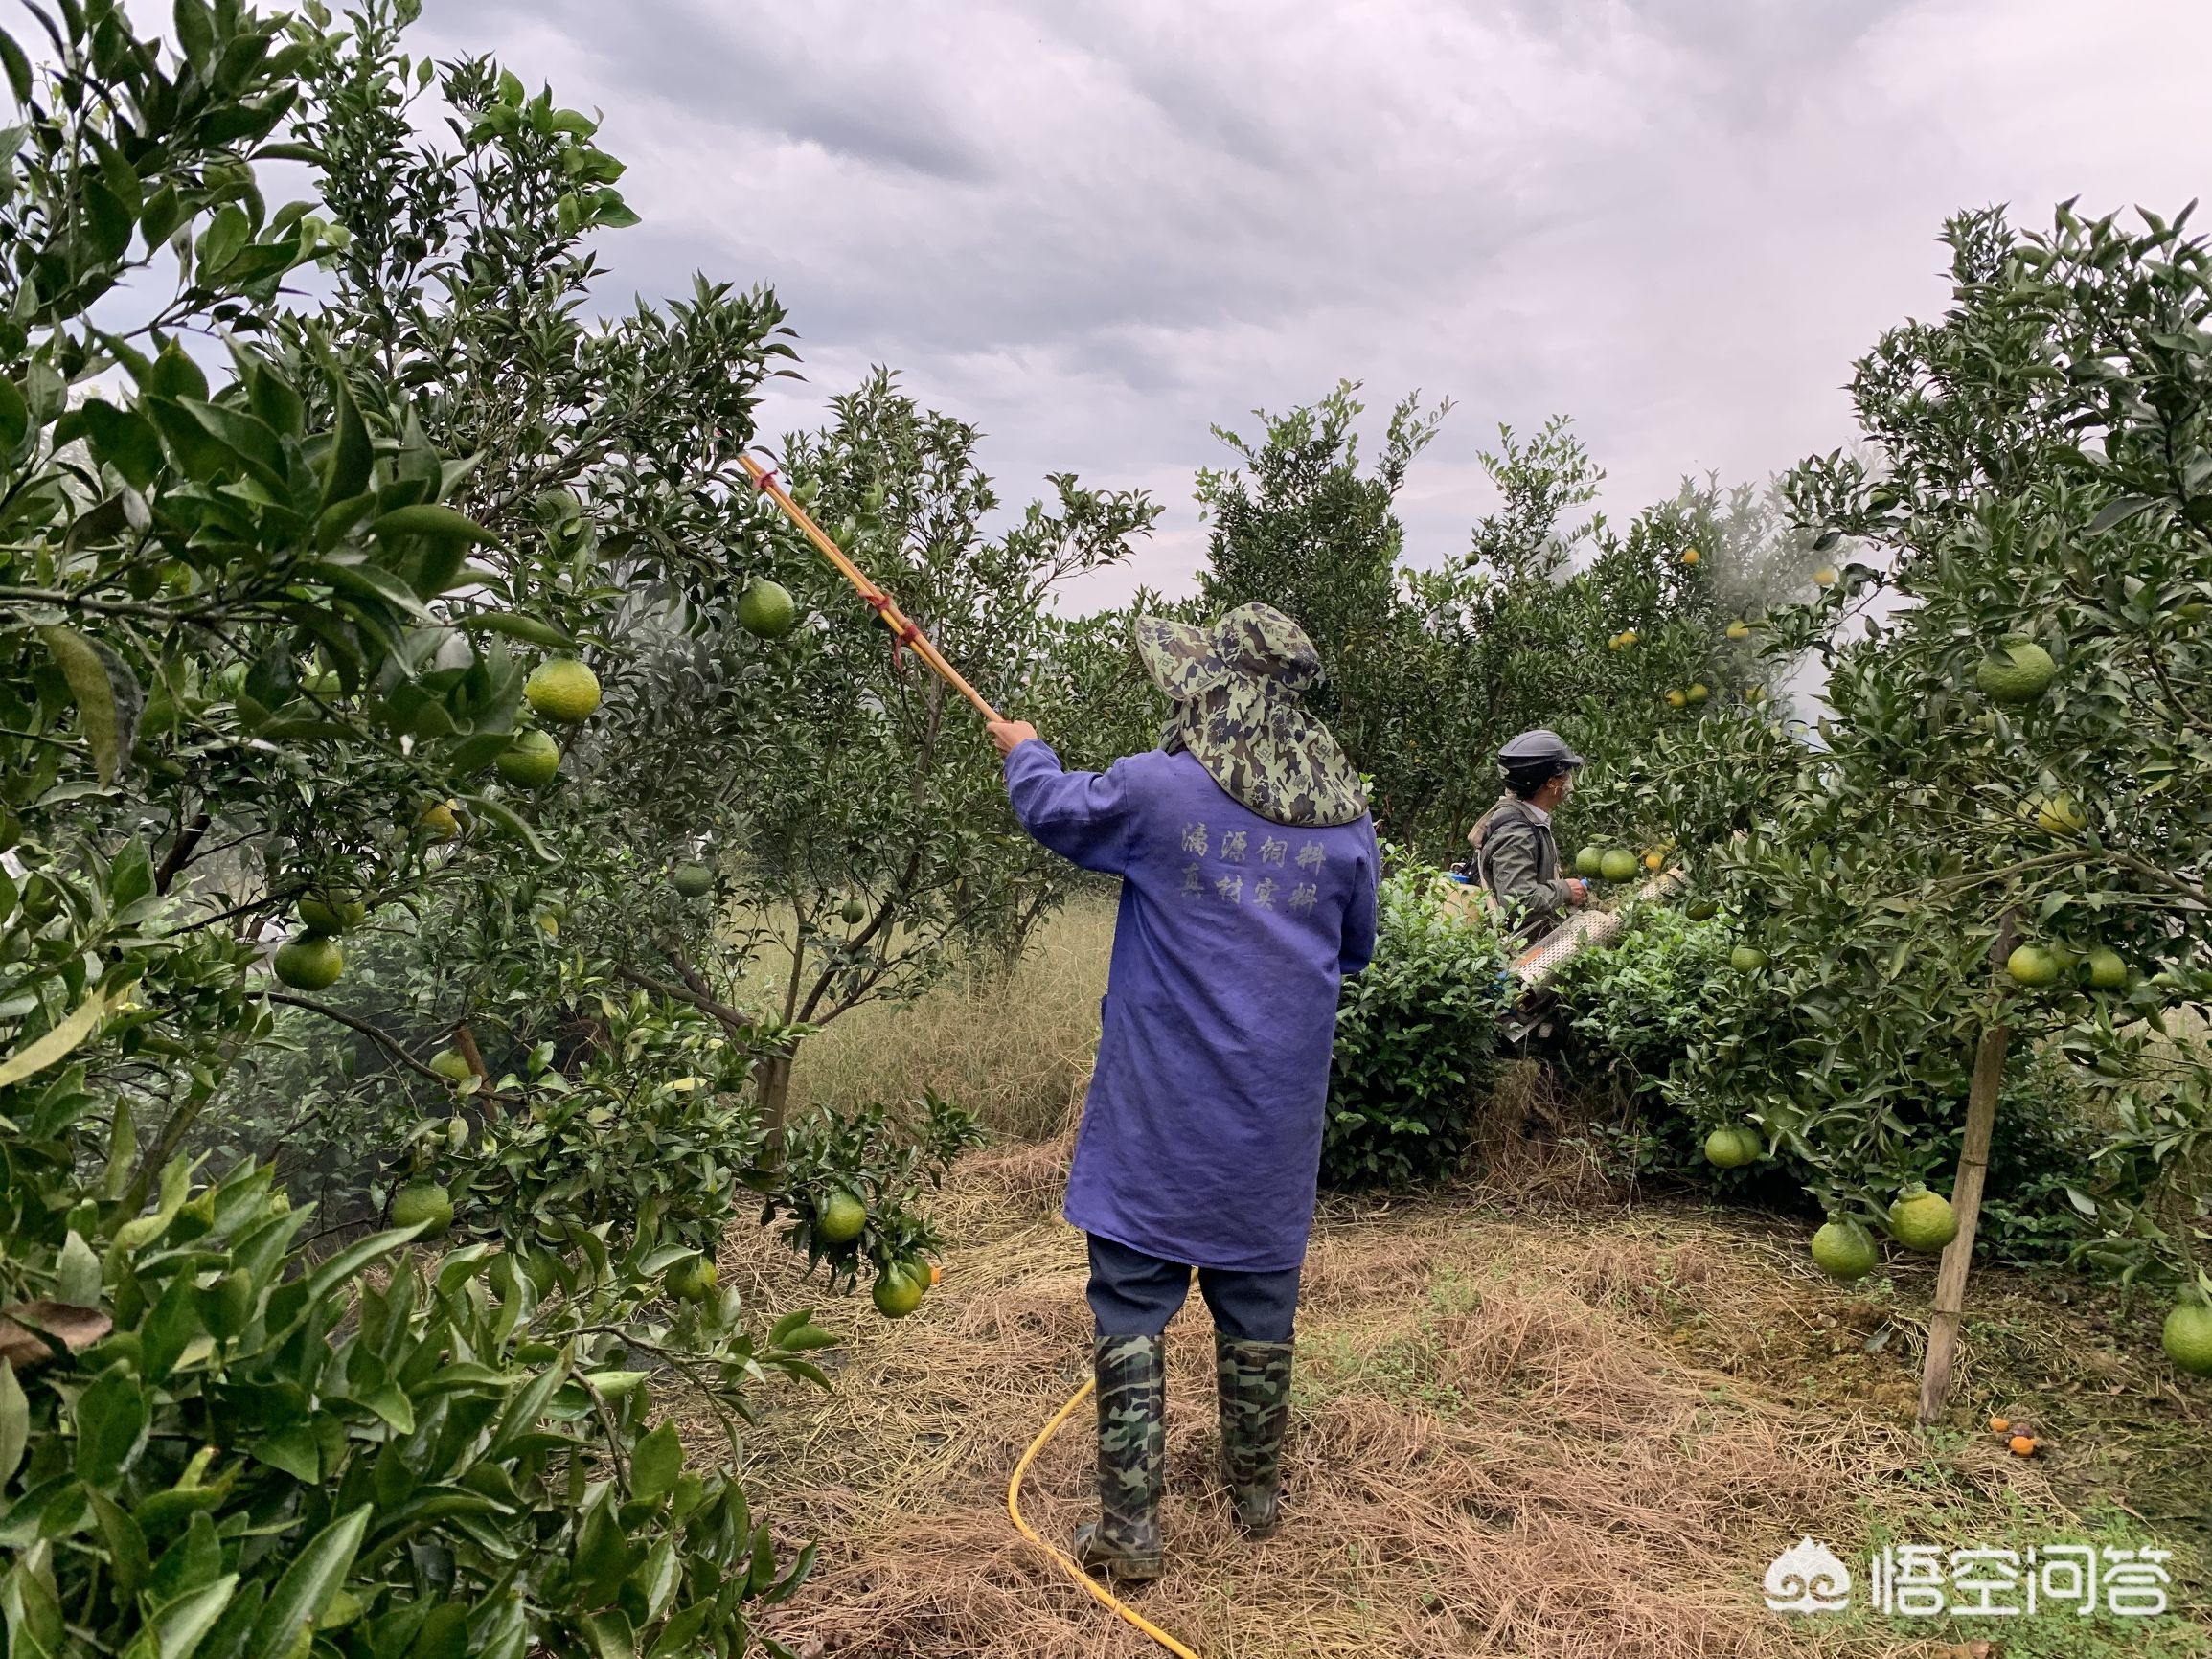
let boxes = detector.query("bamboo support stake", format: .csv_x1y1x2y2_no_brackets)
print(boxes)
1916,913,2018,1425
739,454,1003,722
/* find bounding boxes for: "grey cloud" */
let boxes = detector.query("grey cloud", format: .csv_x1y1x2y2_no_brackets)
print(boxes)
399,0,2212,608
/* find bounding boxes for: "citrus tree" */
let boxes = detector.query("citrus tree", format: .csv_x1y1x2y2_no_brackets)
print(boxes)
605,370,1160,1148
0,4,966,1652
1650,204,2212,1409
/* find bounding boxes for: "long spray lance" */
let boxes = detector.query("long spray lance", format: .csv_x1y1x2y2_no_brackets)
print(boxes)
739,453,1004,723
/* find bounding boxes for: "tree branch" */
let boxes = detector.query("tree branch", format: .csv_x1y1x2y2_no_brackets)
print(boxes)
615,965,757,1033
264,989,483,1091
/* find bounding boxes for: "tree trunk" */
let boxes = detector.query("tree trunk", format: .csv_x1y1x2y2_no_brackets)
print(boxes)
756,1047,794,1160
1916,916,2017,1425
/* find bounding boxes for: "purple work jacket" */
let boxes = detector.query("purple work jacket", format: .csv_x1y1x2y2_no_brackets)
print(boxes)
1003,740,1379,1271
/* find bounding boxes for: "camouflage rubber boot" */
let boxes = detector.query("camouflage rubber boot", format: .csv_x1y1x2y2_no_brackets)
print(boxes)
1072,1334,1165,1581
1216,1334,1293,1538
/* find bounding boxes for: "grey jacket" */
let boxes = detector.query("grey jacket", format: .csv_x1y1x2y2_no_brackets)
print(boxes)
1467,793,1571,944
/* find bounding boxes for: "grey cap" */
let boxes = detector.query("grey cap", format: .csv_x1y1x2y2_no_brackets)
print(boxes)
1497,728,1584,773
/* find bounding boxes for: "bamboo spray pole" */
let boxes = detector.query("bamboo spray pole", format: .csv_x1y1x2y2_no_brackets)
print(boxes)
1915,910,2018,1425
740,454,1004,723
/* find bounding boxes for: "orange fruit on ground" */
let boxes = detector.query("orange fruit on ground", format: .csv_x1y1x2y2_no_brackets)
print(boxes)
2008,1435,2038,1457
1989,1416,2010,1434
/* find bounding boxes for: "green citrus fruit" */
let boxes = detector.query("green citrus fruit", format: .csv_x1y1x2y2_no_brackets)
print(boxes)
523,657,601,723
872,1262,926,1319
429,1047,474,1084
2085,947,2128,990
841,898,867,926
1686,682,1710,704
1730,944,1769,972
1684,898,1719,921
297,890,367,933
1574,846,1605,878
273,932,345,990
1975,639,2057,706
1888,1186,1958,1252
663,1258,719,1305
816,1189,868,1244
1726,621,1751,641
1703,1125,1761,1169
494,729,561,789
392,1181,453,1240
1600,849,1640,882
534,909,560,937
1812,1218,1878,1281
672,862,715,899
1666,689,1687,709
735,580,798,640
2006,944,2062,988
2162,1302,2212,1376
1813,566,1838,588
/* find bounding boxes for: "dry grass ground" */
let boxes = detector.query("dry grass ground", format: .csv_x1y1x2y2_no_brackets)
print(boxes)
688,902,2210,1659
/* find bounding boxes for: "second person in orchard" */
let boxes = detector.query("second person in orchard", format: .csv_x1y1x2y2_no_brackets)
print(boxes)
987,602,1379,1584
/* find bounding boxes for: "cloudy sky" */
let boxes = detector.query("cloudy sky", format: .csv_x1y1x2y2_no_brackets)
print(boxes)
410,0,2211,609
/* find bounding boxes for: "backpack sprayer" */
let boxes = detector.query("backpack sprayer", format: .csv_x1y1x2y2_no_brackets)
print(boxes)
742,453,1198,1657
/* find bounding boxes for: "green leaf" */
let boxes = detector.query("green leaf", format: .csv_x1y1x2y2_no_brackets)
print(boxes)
0,375,26,450
451,611,575,649
247,1426,319,1484
457,794,553,862
121,1573,237,1659
628,1422,681,1504
242,1505,369,1659
2087,494,2156,533
0,984,121,1090
0,28,31,104
78,399,166,490
322,370,371,506
372,503,501,547
36,624,144,784
87,1488,148,1605
75,1368,150,1486
54,1230,101,1307
0,1361,26,1488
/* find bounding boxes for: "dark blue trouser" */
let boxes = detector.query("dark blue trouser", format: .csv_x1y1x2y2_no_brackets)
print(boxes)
1085,1234,1302,1343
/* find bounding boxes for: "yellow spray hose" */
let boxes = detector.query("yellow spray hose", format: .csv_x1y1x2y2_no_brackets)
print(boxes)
1007,1377,1204,1659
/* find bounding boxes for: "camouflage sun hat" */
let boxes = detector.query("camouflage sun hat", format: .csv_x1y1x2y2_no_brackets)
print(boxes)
1132,602,1368,829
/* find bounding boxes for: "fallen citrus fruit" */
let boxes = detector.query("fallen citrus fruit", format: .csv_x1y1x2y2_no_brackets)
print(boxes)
2008,1435,2039,1457
2163,1300,2212,1375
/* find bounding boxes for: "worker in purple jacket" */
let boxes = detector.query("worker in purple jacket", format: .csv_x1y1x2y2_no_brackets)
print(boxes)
987,602,1379,1582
